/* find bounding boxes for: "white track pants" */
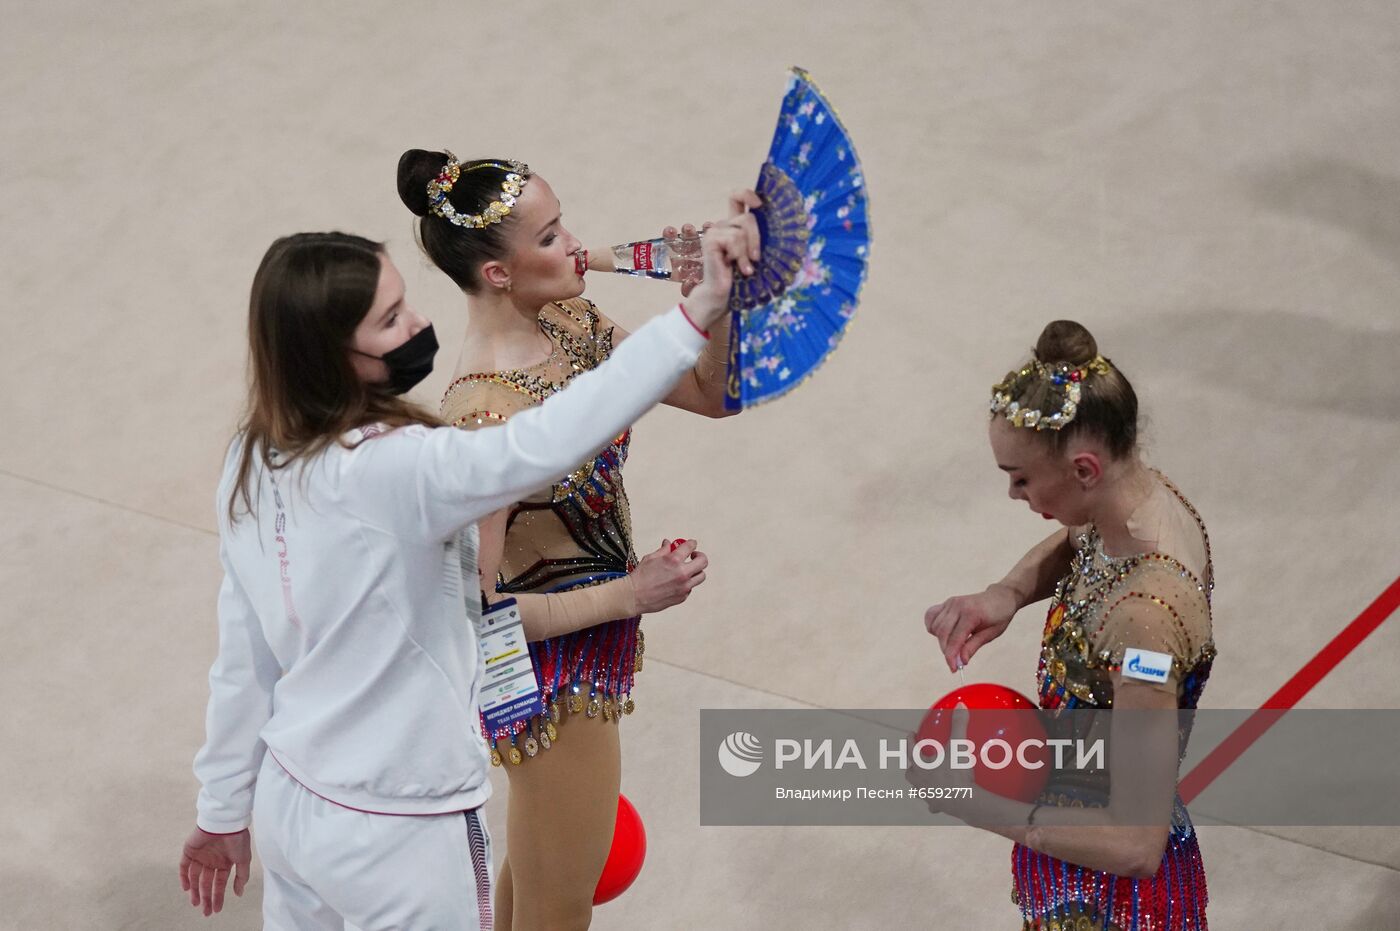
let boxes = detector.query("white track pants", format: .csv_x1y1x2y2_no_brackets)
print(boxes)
252,756,493,930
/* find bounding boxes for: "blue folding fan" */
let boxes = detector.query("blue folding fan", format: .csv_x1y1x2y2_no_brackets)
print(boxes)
724,67,871,411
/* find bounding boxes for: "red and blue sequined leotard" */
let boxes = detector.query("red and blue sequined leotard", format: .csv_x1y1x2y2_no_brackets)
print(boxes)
1014,473,1216,931
441,299,644,766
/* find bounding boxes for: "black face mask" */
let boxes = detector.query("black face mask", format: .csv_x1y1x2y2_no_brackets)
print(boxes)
354,325,439,395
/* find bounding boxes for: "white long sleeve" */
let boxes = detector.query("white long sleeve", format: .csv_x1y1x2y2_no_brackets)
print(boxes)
193,306,706,826
347,306,706,542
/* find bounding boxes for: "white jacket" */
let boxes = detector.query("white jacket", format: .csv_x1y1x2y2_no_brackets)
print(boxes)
194,307,705,832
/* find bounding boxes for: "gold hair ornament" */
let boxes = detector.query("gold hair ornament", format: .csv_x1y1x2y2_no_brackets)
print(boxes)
990,355,1112,430
426,150,530,229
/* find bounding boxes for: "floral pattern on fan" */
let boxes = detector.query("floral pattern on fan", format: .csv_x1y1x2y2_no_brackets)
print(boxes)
725,67,871,410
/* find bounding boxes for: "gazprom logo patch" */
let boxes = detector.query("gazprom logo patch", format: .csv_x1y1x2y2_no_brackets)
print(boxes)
718,732,764,777
1123,648,1172,684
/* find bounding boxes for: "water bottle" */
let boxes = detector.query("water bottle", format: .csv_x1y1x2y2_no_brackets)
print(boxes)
582,234,705,289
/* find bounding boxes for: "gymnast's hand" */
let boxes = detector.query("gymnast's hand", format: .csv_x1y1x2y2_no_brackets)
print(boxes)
683,191,763,326
631,539,708,613
924,585,1019,673
179,826,251,916
664,188,760,297
660,223,704,296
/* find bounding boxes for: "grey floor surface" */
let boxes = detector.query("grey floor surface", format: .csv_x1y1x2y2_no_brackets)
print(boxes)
3,2,1399,928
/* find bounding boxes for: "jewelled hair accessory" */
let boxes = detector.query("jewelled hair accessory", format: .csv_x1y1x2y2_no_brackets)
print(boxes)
990,355,1112,430
426,150,531,229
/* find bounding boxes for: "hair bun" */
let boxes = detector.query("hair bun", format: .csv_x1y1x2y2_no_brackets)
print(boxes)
397,149,449,217
1034,319,1098,366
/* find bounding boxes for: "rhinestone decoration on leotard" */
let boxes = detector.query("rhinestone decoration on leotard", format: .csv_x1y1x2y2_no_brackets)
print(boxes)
442,299,648,766
1016,473,1215,930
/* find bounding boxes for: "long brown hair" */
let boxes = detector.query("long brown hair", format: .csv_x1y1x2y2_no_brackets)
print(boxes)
228,232,441,523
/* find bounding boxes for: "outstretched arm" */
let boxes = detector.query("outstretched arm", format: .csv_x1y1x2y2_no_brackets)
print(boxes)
356,206,760,543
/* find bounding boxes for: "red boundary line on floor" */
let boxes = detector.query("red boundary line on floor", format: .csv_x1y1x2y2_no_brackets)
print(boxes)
1178,573,1400,804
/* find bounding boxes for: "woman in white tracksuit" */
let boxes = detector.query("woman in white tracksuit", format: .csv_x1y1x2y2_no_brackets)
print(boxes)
179,215,758,929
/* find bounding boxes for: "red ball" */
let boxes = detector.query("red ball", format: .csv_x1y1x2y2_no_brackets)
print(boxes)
669,538,688,552
594,794,647,905
915,683,1050,803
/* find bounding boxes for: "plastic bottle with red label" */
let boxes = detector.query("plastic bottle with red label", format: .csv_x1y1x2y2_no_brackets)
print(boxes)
605,235,704,288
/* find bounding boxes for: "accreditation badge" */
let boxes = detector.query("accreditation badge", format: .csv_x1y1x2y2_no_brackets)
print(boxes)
472,598,545,734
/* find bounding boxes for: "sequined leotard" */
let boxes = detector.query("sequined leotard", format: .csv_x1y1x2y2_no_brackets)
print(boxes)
441,299,643,766
1014,473,1216,931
